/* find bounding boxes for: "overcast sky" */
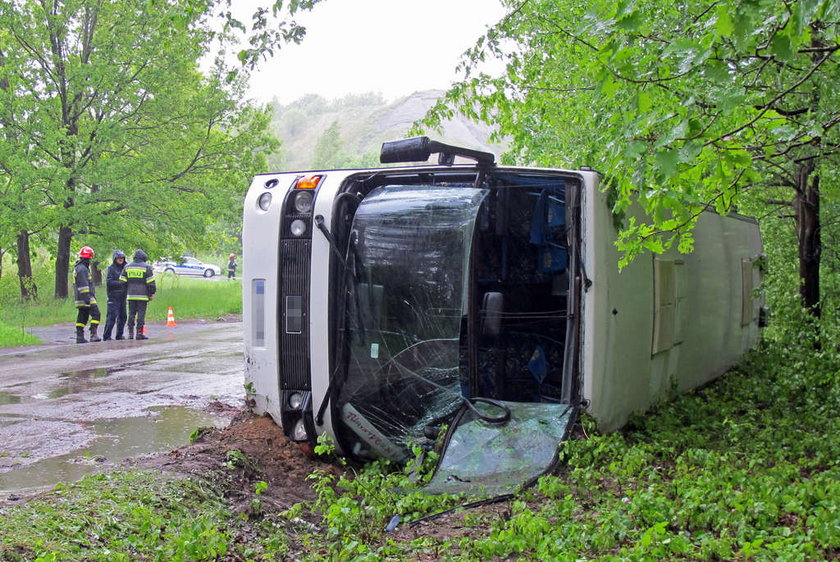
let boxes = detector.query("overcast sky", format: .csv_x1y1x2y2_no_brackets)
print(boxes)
246,0,507,105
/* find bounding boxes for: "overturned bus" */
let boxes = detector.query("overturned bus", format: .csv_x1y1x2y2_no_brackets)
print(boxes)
242,137,763,491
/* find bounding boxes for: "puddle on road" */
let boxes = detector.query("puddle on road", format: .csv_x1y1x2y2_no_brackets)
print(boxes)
0,405,227,494
48,367,114,398
0,367,122,403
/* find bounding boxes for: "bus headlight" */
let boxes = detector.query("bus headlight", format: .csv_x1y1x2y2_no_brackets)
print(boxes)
293,190,314,213
290,219,307,237
288,392,303,409
258,192,272,211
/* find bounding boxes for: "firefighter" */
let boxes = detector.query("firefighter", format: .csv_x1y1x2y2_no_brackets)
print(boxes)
102,250,128,341
120,249,156,340
73,246,102,343
227,253,237,279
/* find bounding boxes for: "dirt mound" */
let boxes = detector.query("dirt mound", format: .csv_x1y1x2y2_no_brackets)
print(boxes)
132,408,343,513
132,407,511,552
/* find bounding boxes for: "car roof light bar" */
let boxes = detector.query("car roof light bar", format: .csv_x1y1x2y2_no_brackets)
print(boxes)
380,136,496,167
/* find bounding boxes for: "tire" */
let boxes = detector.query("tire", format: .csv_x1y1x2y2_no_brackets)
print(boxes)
165,267,175,274
203,269,215,278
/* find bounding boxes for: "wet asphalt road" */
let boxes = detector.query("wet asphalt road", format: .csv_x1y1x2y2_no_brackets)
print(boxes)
0,319,244,496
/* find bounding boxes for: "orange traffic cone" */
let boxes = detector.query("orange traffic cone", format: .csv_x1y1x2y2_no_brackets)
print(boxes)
166,306,177,327
142,325,148,335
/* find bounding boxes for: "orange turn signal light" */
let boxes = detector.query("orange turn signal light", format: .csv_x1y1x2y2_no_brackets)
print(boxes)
295,175,323,190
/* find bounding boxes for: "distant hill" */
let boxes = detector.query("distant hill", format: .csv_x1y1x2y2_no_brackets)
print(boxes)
265,90,503,172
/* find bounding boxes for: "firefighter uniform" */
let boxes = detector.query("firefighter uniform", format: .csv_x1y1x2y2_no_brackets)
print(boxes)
227,254,236,279
73,246,101,343
102,250,128,340
120,249,156,340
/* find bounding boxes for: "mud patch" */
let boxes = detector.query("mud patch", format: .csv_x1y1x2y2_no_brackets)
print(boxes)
129,411,343,513
2,408,518,554
126,410,516,554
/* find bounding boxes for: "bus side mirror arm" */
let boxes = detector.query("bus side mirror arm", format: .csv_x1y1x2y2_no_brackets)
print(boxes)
314,215,347,264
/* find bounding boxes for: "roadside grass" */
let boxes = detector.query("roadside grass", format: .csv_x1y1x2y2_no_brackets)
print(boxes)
2,253,837,557
0,339,836,558
0,470,285,561
283,342,840,560
0,273,241,347
0,322,40,346
145,273,241,322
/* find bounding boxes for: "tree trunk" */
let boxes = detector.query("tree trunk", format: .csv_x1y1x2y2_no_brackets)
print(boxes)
55,225,73,299
16,231,37,301
793,162,821,317
92,261,102,286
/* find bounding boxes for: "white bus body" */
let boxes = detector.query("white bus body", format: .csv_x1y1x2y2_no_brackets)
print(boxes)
242,138,763,461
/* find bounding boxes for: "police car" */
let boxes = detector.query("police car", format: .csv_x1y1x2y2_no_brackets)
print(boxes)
154,256,222,278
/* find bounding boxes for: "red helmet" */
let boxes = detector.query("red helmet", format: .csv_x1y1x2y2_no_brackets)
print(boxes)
229,253,235,258
79,246,94,259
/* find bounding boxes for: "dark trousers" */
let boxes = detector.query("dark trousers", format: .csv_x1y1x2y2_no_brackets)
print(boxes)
103,296,127,339
75,303,101,327
127,300,149,331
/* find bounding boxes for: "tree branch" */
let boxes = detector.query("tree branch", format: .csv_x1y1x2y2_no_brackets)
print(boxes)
706,47,838,145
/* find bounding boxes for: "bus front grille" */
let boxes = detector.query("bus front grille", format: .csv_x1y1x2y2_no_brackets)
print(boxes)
280,239,311,390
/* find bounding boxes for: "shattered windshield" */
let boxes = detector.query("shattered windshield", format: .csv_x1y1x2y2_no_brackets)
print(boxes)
335,185,488,461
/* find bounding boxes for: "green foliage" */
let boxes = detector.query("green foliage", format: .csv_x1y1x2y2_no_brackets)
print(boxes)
145,275,242,321
0,321,39,347
0,0,322,299
0,471,237,560
280,438,462,559
3,338,836,559
462,343,837,560
224,449,258,473
188,427,212,444
310,121,380,169
270,330,838,559
421,0,840,275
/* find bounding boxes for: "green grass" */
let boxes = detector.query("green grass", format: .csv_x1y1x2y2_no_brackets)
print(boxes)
0,273,241,347
0,470,283,561
0,321,40,346
144,273,241,323
282,342,840,560
2,343,836,560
